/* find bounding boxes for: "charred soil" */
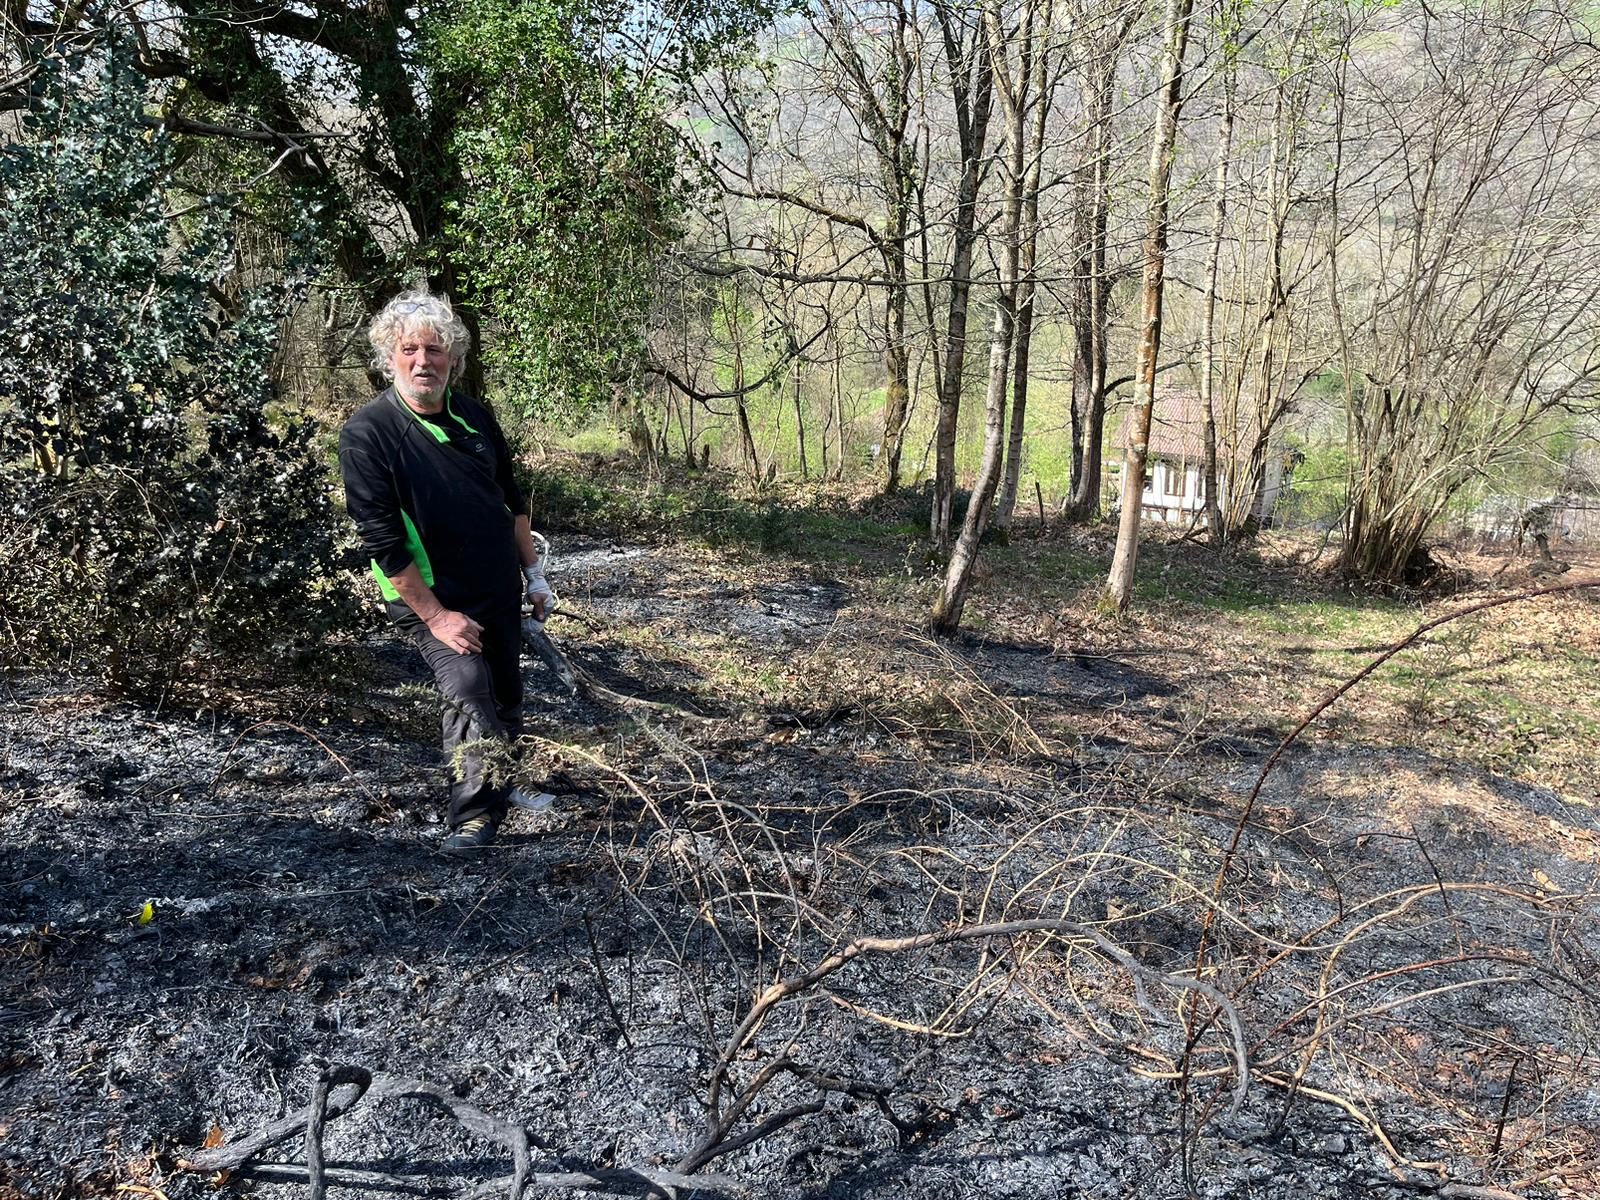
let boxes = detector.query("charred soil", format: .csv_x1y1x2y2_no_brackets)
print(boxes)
3,519,1598,1200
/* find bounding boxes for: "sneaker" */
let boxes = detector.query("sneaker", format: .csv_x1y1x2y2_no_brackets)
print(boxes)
442,814,498,852
508,787,556,813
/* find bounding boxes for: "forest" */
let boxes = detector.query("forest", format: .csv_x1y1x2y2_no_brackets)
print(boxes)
2,2,1598,1199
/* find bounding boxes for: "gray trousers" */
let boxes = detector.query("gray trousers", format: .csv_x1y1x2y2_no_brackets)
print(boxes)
390,601,523,828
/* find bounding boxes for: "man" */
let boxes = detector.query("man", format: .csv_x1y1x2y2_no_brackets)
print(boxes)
339,287,551,851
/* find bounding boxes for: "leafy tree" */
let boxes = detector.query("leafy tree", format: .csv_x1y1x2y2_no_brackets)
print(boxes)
3,1,780,418
0,49,354,698
429,0,685,418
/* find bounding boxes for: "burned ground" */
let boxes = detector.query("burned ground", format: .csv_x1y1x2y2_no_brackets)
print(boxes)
3,533,1597,1200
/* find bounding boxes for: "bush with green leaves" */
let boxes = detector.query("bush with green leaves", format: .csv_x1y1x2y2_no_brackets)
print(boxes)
0,50,355,698
428,0,781,421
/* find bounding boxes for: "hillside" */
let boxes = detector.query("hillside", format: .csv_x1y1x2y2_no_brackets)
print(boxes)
3,489,1598,1200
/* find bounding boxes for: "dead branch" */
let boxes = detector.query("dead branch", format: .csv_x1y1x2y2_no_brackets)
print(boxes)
244,1162,435,1192
306,1065,360,1200
1256,1072,1450,1176
462,1165,747,1199
375,1073,536,1198
677,1098,827,1175
177,1067,741,1198
179,1068,372,1171
245,1161,745,1198
1183,577,1600,1096
694,912,1252,1170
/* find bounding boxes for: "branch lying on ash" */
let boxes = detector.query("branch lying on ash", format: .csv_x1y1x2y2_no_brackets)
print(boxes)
668,915,1252,1179
176,1065,744,1199
1172,576,1600,1191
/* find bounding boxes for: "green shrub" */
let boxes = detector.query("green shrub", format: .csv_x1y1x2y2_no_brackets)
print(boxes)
0,48,355,698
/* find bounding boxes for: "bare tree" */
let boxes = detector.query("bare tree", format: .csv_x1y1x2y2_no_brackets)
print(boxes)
1105,0,1197,610
1065,3,1139,523
1197,5,1241,545
809,0,922,491
1210,0,1339,539
1329,0,1600,581
932,0,1053,633
991,9,1063,533
927,1,995,550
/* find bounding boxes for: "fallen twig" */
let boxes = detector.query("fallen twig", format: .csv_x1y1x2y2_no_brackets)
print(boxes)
691,910,1252,1179
244,1161,746,1198
306,1066,357,1200
243,1162,433,1193
176,1067,739,1198
179,1069,372,1171
1182,577,1600,1139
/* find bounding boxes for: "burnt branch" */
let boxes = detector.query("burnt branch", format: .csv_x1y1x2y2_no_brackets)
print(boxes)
684,912,1252,1182
176,1067,742,1198
179,1067,372,1172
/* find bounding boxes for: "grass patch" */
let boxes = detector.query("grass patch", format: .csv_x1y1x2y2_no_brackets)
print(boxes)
523,456,1598,799
523,457,925,563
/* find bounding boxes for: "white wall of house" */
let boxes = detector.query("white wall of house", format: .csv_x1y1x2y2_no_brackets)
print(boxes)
1141,458,1221,523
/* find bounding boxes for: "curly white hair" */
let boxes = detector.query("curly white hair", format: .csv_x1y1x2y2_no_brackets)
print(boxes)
367,287,471,383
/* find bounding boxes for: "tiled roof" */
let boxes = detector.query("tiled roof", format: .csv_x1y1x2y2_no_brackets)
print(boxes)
1122,387,1259,462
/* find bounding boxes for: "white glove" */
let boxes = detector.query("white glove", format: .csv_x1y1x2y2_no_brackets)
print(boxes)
523,533,556,623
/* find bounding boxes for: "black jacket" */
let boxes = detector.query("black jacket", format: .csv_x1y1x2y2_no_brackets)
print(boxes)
339,387,525,617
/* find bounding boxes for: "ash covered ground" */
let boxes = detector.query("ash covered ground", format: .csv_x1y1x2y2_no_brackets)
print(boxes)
3,537,1597,1199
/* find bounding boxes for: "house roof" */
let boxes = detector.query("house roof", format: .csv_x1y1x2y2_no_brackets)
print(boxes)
1121,387,1261,463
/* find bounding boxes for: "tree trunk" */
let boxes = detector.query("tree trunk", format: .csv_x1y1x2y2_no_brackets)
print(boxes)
1105,0,1196,610
992,21,1054,532
932,0,1036,633
878,256,913,491
930,4,995,550
1065,25,1125,523
793,356,809,480
1199,55,1235,546
813,0,918,495
830,339,846,480
722,292,762,483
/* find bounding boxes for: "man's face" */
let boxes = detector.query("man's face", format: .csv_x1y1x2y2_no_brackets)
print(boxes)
390,325,452,410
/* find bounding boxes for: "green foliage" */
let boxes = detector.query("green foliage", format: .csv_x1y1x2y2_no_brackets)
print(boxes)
522,460,916,559
1275,438,1350,530
0,50,355,697
561,424,629,457
430,0,779,419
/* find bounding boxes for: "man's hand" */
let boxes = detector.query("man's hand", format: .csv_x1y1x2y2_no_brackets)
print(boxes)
426,608,483,654
386,563,482,654
526,581,552,623
523,563,554,623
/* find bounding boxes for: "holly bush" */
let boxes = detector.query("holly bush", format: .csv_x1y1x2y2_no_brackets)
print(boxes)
0,48,355,699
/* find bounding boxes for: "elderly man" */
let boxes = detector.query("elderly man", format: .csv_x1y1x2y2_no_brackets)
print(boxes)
339,287,551,851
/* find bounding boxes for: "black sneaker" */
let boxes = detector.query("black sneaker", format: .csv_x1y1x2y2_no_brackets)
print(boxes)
442,815,498,852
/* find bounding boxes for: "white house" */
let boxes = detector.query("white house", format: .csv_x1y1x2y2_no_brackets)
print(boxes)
1110,389,1290,528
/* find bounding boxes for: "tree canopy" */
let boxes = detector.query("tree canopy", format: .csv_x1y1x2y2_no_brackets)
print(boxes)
2,1,779,417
